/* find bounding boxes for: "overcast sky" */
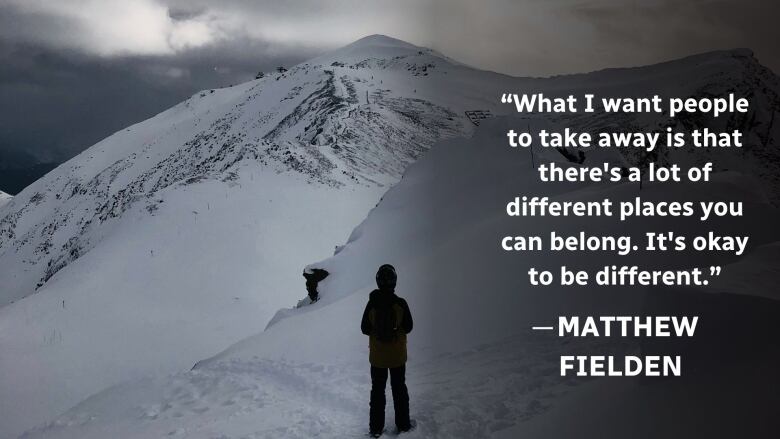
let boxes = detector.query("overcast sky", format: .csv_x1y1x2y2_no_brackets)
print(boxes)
0,0,777,167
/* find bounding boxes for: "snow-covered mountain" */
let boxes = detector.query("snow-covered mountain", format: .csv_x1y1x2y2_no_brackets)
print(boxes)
0,34,499,439
0,190,12,208
27,115,780,438
2,35,779,437
0,35,479,307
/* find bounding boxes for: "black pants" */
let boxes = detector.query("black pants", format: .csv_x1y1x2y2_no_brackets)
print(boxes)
370,365,410,433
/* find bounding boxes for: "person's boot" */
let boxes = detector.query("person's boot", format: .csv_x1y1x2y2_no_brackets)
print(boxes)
397,419,416,433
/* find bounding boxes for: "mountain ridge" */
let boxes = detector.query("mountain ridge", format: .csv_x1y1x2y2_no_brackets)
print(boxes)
1,35,779,438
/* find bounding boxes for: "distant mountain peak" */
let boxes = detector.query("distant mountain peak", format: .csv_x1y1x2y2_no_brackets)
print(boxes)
308,34,441,66
345,34,420,49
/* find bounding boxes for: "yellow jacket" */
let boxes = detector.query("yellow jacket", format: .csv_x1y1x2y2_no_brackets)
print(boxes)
361,289,413,368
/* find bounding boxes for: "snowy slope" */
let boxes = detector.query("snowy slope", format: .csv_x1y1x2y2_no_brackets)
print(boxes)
0,34,498,438
0,190,11,208
0,35,478,307
28,116,780,438
0,34,481,438
3,35,780,437
2,42,779,307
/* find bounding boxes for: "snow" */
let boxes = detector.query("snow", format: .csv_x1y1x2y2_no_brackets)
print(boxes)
2,35,780,437
0,35,478,437
1,170,386,438
0,190,12,208
25,115,780,438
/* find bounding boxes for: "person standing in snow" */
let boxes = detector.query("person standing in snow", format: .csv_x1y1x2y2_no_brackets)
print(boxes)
361,264,413,437
302,268,328,303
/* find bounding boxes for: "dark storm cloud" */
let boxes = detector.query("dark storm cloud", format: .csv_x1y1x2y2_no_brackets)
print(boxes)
0,0,777,190
1,0,777,75
0,33,316,165
167,5,207,22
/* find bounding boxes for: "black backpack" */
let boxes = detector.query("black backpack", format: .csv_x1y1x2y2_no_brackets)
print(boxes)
373,298,400,342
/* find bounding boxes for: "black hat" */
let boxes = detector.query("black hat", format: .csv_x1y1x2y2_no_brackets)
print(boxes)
376,264,397,290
